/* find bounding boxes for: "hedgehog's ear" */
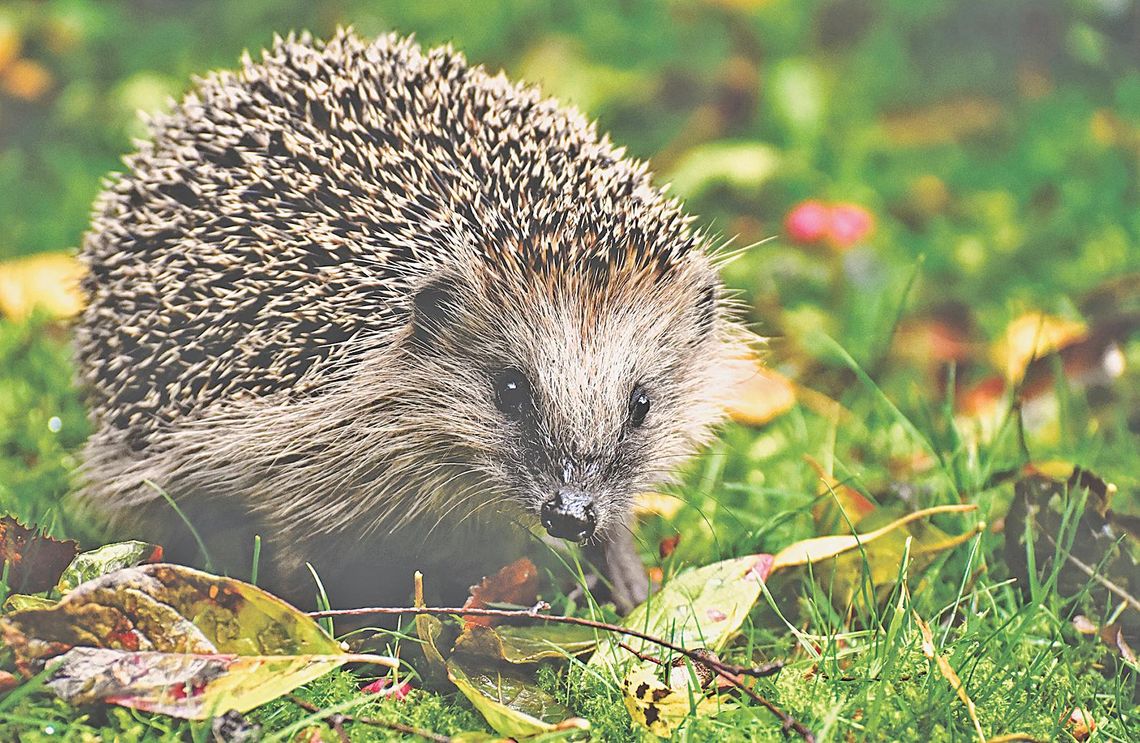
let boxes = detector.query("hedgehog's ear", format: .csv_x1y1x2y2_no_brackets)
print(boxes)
410,274,463,345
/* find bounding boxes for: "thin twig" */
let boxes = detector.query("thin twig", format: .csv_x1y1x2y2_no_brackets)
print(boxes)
615,641,810,741
287,694,450,743
309,604,812,741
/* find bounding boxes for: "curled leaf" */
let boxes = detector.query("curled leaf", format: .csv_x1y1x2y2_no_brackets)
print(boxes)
446,658,587,738
462,558,539,628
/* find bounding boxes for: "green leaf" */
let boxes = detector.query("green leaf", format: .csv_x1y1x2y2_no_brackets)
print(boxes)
55,540,163,594
589,554,773,669
446,658,587,739
1,593,55,613
454,624,598,664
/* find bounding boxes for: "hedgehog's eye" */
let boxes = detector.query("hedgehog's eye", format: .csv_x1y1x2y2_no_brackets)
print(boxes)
493,368,532,418
629,386,651,427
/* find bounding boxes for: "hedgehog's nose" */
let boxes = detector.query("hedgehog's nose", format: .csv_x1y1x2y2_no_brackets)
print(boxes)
541,488,596,543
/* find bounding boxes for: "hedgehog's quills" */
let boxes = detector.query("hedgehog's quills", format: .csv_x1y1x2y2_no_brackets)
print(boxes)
74,29,749,611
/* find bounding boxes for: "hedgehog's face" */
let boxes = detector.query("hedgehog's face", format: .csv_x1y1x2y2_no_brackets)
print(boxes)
405,256,736,543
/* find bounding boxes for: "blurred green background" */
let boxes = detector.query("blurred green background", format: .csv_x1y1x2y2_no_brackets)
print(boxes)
2,0,1138,531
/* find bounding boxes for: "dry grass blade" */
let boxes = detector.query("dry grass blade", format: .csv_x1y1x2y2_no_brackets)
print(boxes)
913,611,985,742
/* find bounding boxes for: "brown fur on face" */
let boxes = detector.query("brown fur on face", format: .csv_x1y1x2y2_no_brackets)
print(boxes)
74,30,751,608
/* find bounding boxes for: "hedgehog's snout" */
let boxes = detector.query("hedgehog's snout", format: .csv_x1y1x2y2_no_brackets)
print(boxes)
540,487,597,543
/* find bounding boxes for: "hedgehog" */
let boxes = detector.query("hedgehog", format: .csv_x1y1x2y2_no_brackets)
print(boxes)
74,29,749,611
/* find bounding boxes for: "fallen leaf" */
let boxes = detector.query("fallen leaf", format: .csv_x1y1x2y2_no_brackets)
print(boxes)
413,571,449,687
621,662,719,738
45,646,389,719
446,658,587,738
0,563,395,718
589,554,773,669
770,504,977,570
992,312,1086,383
1,58,52,100
2,593,56,613
0,252,84,320
454,623,597,664
806,456,877,535
724,357,796,427
55,540,164,594
0,515,78,594
1005,467,1139,637
463,558,539,627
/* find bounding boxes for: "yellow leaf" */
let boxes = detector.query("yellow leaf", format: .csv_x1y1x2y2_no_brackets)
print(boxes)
621,663,719,738
771,504,976,571
991,312,1086,382
0,252,84,320
725,357,796,427
634,491,684,519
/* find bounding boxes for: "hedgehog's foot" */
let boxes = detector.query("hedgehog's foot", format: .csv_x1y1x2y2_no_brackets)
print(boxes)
585,526,649,613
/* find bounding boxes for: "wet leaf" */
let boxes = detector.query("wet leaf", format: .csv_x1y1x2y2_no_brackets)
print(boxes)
462,558,539,627
0,515,78,594
446,658,587,738
454,623,597,664
55,540,164,594
0,563,396,718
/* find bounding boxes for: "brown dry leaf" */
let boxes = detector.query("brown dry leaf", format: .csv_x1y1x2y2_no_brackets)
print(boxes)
724,356,796,427
914,611,985,741
881,97,1004,147
0,515,78,594
1,58,52,100
461,558,539,628
0,252,85,320
992,312,1086,383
